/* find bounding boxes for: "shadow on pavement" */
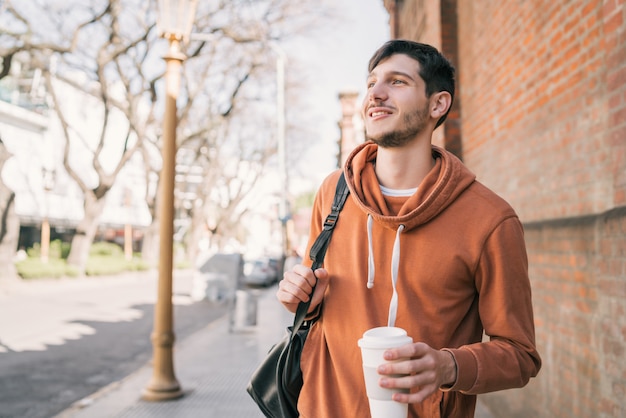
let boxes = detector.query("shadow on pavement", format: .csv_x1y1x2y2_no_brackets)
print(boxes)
0,298,228,418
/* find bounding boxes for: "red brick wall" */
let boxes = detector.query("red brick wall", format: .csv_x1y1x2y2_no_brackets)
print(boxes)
457,0,623,223
387,0,626,417
440,0,462,158
481,209,626,417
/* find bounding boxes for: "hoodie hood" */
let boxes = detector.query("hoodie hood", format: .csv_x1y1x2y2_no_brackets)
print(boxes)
344,142,476,232
343,142,478,326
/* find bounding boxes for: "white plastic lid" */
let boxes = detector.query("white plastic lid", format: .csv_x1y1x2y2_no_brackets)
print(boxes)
357,326,412,349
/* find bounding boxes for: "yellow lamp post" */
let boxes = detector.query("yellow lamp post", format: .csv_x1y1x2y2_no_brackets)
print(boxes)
142,0,198,402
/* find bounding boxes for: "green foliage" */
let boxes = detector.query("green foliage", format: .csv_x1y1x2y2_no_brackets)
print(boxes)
89,241,124,257
16,241,151,279
84,255,149,276
26,244,39,258
58,240,72,259
175,259,192,270
15,258,79,279
26,240,71,259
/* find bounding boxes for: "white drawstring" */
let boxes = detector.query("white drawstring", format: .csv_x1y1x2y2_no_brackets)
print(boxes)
388,224,404,327
365,215,405,327
367,215,375,289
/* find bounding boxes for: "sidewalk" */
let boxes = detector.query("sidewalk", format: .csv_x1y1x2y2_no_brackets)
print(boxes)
54,286,496,418
54,286,290,418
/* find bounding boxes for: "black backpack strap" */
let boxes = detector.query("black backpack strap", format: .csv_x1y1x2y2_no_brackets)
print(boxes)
309,172,349,270
291,172,350,335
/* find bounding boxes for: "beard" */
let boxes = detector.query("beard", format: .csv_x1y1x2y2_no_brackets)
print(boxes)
365,105,430,148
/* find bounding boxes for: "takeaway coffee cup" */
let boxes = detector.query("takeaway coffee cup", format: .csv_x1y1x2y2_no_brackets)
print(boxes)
358,326,413,418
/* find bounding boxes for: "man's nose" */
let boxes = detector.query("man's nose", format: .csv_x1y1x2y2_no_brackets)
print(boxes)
367,82,387,102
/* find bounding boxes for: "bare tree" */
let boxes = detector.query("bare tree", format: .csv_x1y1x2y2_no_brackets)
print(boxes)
0,1,164,273
139,0,332,263
0,0,332,273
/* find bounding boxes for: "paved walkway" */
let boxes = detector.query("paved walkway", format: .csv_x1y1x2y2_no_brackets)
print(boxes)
53,285,495,418
0,271,197,354
53,286,291,418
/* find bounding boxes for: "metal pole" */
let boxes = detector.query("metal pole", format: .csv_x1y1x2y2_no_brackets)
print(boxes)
270,44,289,260
41,218,50,263
41,169,54,264
142,38,186,402
124,189,133,261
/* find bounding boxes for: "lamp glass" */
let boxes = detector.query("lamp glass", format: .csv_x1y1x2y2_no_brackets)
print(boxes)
157,0,198,41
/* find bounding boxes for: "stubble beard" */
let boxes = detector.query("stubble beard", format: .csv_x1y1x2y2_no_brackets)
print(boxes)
365,106,430,148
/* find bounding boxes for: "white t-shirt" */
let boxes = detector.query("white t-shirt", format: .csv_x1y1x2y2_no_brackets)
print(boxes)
379,184,417,197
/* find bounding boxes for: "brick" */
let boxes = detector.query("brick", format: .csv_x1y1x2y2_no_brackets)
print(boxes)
604,6,624,33
598,398,619,415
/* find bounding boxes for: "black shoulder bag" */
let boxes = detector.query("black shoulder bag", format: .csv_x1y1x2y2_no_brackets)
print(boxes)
246,172,350,418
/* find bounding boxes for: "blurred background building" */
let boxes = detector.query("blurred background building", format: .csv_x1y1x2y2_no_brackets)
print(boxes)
0,65,151,254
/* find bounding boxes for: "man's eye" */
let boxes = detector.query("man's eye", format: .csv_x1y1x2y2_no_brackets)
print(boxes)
392,79,405,85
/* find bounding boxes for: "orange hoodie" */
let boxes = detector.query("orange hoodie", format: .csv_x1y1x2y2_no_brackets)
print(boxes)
298,143,541,418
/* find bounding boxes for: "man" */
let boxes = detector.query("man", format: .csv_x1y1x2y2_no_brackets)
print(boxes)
277,40,541,418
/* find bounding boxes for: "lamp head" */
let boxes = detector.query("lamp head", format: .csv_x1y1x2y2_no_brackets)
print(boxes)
157,0,198,43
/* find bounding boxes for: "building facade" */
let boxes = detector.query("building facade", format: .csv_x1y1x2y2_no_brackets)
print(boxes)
0,64,151,260
383,1,626,417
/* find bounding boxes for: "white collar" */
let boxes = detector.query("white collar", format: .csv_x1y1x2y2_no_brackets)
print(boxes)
379,184,417,197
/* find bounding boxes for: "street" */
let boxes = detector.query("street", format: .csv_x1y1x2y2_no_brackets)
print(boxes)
0,270,229,418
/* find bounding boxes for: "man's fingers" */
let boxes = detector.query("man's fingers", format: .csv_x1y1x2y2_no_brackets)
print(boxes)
376,342,455,405
383,342,429,361
379,372,438,404
391,386,437,404
277,274,312,305
292,264,318,287
276,265,329,313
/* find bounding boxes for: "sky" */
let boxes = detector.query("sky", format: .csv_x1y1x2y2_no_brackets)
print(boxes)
284,0,390,189
242,0,389,257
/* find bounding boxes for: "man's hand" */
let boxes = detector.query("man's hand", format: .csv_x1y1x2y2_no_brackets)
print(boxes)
376,342,458,403
276,264,329,314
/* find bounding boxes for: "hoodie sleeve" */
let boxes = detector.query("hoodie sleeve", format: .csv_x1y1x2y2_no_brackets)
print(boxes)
443,216,542,394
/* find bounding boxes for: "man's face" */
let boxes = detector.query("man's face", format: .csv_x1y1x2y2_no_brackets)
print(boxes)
362,54,431,148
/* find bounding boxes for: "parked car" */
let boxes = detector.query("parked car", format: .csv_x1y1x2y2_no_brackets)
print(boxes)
244,258,279,287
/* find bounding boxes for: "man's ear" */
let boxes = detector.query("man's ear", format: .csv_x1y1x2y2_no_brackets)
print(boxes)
430,91,452,120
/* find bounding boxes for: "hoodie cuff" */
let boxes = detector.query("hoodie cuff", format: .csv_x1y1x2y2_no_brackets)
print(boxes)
440,348,478,392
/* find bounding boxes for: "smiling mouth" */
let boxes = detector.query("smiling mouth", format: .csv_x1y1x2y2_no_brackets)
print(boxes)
369,109,393,118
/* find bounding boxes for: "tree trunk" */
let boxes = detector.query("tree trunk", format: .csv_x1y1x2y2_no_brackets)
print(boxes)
66,193,106,275
0,190,19,280
0,140,19,281
141,218,160,268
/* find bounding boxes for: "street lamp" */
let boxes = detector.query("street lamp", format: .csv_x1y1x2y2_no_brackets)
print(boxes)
142,0,198,402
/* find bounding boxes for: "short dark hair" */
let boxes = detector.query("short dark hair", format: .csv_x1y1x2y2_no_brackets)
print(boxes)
368,40,455,128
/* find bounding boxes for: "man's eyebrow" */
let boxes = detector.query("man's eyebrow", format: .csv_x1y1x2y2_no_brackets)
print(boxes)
387,70,416,80
367,70,416,81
